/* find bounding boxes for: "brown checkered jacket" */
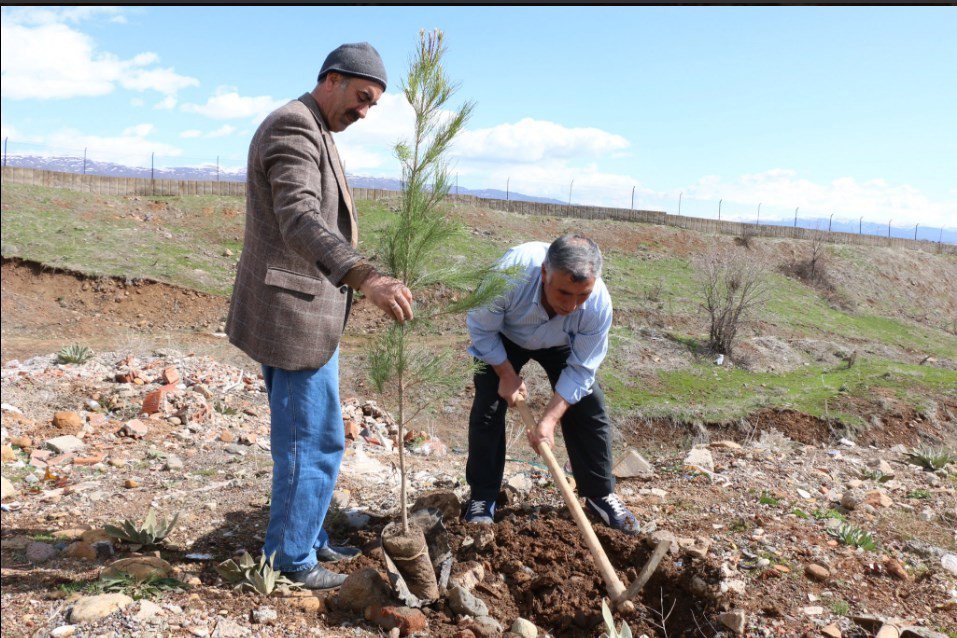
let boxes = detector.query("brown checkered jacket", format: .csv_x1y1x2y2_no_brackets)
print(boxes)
226,92,360,370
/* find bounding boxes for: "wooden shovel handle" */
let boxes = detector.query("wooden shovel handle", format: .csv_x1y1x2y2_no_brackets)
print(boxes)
514,397,627,601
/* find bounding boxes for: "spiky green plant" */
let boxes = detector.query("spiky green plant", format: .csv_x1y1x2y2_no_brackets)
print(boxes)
368,29,510,534
104,509,180,545
98,573,188,600
905,446,956,471
828,523,877,551
600,598,633,638
215,551,297,596
57,344,93,364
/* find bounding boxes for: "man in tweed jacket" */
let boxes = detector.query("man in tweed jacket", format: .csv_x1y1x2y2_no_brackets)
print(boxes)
226,43,412,590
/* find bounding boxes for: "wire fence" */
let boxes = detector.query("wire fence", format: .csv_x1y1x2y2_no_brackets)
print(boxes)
2,137,954,247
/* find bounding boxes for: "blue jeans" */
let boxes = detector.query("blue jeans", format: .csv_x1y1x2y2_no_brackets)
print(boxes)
261,349,345,573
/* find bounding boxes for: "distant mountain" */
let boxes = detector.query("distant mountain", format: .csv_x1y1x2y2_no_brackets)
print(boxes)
3,155,564,205
758,216,956,244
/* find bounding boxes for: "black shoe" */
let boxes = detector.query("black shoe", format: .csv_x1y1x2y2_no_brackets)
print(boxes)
463,499,496,525
585,493,641,536
282,563,347,590
316,544,361,562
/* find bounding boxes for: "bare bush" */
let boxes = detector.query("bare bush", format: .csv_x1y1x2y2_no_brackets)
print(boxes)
695,248,769,358
781,228,832,289
734,226,757,250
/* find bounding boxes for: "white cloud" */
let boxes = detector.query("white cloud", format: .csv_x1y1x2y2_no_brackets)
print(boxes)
206,124,237,138
454,118,630,163
36,127,183,166
130,97,145,107
154,96,177,110
0,11,197,100
682,169,955,228
180,88,285,121
336,92,414,173
180,130,203,139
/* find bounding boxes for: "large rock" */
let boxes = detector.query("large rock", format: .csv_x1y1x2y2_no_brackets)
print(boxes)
510,617,538,638
46,435,85,454
448,585,489,617
338,567,392,612
411,491,461,520
365,605,428,636
718,610,747,634
101,556,172,581
26,541,58,563
612,448,654,478
1,476,16,500
52,411,83,434
68,593,134,623
683,447,714,474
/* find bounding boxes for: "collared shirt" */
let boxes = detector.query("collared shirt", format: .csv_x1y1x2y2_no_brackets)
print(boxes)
466,241,612,404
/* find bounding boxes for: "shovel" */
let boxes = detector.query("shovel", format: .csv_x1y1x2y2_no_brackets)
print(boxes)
514,397,669,613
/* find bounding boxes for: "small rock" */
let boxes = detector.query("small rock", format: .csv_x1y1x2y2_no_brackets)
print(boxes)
412,491,461,520
803,606,825,616
50,626,77,637
52,411,84,434
338,568,391,612
26,541,58,563
884,558,911,581
9,435,33,448
510,617,538,638
710,440,742,450
164,455,184,471
718,610,747,634
470,616,504,638
81,529,112,544
161,367,180,385
124,478,140,489
101,556,172,581
864,490,893,508
134,599,163,621
612,448,655,478
683,447,714,474
211,617,249,638
941,553,957,575
841,489,865,510
63,541,98,560
1,475,16,500
365,605,428,636
449,585,489,617
141,390,167,416
805,563,830,582
68,593,134,622
506,473,535,494
46,435,85,454
224,444,245,456
821,623,842,637
219,430,235,443
648,529,678,554
1,444,16,462
121,419,149,438
450,562,486,592
249,606,278,625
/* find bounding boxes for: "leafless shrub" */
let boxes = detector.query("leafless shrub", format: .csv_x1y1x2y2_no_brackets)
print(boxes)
734,226,757,249
695,248,769,358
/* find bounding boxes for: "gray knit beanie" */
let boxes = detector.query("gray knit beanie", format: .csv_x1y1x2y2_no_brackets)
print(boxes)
318,42,387,91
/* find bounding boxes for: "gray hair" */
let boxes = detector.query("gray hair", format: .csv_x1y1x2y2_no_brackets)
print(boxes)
544,234,603,281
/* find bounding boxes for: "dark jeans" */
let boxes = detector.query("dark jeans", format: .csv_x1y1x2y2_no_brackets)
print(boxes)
466,335,615,502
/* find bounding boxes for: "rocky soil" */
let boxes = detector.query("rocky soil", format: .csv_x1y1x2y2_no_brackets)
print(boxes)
2,347,955,638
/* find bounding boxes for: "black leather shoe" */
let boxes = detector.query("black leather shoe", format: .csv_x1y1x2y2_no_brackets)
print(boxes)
282,563,347,590
316,545,362,562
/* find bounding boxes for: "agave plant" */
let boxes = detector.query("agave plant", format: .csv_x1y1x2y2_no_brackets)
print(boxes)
104,509,180,546
57,344,93,364
215,551,297,596
828,523,877,551
600,598,633,638
905,446,956,471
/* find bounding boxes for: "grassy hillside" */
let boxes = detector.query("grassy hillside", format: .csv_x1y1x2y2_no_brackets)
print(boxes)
3,181,956,432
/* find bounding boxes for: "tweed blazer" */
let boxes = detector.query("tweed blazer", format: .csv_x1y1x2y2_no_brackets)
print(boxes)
226,92,361,370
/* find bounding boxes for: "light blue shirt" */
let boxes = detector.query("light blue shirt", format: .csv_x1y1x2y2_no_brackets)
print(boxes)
466,242,612,404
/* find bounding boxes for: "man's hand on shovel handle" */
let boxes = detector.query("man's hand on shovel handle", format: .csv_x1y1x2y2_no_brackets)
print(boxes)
492,362,526,407
526,416,556,454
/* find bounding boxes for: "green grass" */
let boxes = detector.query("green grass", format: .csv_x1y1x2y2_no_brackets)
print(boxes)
603,354,957,427
4,182,956,430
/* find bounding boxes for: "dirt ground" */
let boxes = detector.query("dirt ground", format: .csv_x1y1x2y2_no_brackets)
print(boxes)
2,256,956,638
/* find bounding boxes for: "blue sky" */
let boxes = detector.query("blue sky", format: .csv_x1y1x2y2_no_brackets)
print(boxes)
2,5,955,229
